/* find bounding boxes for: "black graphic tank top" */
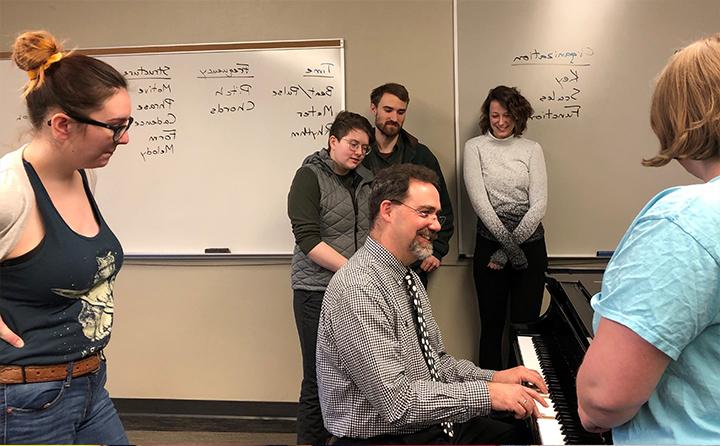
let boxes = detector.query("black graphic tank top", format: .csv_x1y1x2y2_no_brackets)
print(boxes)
0,161,123,365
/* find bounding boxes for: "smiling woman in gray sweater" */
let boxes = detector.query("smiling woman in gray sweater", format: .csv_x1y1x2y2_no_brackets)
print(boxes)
464,85,548,370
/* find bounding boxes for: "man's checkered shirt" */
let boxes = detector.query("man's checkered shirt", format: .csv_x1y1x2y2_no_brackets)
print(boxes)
317,237,495,438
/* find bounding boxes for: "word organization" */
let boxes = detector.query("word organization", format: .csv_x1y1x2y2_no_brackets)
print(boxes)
511,47,594,65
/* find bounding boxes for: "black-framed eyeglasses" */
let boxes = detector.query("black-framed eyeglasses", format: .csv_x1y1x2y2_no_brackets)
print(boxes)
390,200,446,226
341,137,372,155
48,113,134,143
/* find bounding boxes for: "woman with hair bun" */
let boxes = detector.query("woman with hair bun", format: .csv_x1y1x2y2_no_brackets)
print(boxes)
0,30,131,443
463,85,548,370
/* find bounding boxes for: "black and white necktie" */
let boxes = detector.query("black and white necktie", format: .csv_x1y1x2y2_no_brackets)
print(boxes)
403,269,454,438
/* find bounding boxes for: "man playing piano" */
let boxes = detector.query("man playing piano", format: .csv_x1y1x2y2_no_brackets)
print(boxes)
577,33,720,444
316,164,548,444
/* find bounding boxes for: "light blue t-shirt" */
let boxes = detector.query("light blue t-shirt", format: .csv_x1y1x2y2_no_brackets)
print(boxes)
591,177,720,445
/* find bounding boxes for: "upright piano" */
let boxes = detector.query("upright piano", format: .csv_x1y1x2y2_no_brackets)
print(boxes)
511,269,613,444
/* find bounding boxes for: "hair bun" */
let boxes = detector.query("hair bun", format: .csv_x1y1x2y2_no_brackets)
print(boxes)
11,30,63,73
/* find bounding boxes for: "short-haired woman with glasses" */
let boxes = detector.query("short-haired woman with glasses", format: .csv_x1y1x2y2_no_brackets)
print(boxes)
287,110,374,445
464,85,548,371
0,30,131,443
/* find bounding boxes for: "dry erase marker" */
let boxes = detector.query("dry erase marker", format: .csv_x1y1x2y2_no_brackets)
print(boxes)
204,248,231,254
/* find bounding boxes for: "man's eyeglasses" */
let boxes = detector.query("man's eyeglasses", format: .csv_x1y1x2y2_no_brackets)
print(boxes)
48,113,134,143
341,137,372,155
391,200,446,226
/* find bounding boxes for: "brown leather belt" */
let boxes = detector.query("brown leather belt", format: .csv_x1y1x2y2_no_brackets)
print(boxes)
0,353,102,384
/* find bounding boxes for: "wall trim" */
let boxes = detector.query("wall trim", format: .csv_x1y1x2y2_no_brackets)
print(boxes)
114,399,297,432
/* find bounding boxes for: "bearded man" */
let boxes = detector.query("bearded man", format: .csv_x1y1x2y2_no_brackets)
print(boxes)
316,164,548,444
362,83,454,287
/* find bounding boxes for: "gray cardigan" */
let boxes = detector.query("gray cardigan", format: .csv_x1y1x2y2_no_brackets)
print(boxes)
0,146,96,260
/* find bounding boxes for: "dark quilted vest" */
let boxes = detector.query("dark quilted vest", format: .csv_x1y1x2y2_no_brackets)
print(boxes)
291,150,373,290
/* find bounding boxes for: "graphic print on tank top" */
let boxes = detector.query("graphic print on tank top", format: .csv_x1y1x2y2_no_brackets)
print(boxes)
51,251,117,342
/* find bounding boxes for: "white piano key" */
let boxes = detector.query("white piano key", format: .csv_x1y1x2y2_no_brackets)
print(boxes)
537,418,566,445
518,336,543,375
537,395,556,418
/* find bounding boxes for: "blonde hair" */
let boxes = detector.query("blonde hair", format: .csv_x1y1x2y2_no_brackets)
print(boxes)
12,30,66,97
644,34,720,167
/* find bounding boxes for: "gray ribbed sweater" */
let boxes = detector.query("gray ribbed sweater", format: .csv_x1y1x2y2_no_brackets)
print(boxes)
463,132,547,268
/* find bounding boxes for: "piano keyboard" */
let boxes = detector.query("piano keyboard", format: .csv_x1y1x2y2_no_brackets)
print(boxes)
518,336,566,445
513,274,610,444
518,335,606,444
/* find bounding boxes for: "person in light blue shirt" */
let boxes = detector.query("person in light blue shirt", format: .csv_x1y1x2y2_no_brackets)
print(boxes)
576,33,720,444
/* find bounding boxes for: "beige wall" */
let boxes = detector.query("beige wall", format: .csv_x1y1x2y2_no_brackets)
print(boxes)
0,0,480,401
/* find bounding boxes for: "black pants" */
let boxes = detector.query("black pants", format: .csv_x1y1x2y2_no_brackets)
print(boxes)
473,236,547,370
334,415,528,444
293,289,331,445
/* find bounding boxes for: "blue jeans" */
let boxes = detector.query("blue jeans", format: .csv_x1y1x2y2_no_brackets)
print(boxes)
0,361,128,444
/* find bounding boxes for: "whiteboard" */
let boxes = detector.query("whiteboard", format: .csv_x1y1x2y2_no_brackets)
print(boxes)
0,40,345,255
455,0,717,257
